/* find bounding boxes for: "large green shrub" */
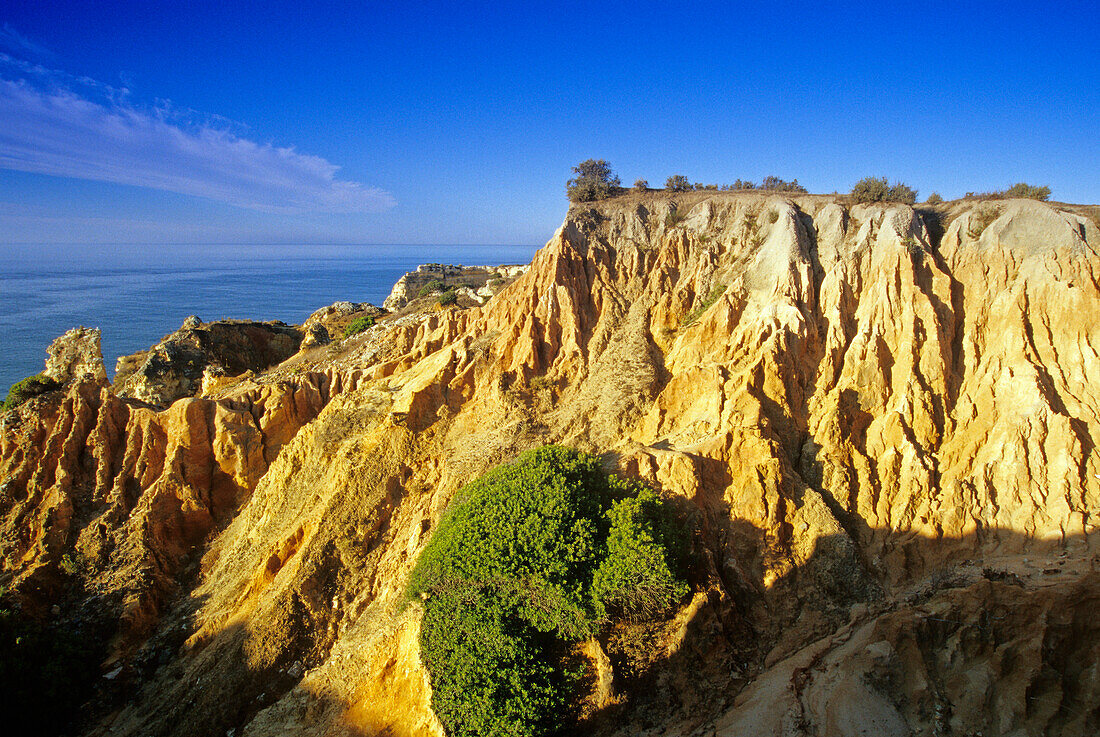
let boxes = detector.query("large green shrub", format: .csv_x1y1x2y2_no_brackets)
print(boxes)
419,588,568,737
566,160,621,203
408,446,687,737
2,374,60,412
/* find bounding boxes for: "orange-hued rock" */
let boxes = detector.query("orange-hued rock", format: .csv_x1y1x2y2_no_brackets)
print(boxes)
5,193,1100,737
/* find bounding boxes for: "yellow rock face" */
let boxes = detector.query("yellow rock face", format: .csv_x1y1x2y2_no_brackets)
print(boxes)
4,193,1100,736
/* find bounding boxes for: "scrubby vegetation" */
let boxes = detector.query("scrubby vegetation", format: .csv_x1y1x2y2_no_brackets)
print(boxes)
903,236,926,263
925,192,944,205
682,283,728,327
2,373,60,412
665,175,692,193
1003,183,1052,200
665,207,688,228
632,179,649,193
964,183,1052,201
968,206,1001,239
407,446,687,737
342,315,375,338
567,160,622,202
418,279,445,298
662,175,806,193
437,289,458,306
850,177,918,204
759,175,807,193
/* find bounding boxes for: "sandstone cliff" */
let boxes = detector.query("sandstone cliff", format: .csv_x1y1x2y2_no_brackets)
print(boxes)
3,193,1100,737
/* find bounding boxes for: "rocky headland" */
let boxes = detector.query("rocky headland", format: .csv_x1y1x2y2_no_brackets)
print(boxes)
2,192,1100,736
382,263,528,310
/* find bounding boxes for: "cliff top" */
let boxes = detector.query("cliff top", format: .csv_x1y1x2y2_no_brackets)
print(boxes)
568,186,1098,216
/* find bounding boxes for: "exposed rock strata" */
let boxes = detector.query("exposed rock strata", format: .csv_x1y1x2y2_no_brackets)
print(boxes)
3,194,1100,737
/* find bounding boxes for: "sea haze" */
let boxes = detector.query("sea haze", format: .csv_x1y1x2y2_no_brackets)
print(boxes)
0,243,539,396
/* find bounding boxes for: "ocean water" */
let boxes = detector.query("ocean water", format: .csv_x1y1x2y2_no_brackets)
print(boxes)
0,243,539,396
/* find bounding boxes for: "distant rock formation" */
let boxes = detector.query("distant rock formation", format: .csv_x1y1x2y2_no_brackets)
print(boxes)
114,317,301,406
44,326,107,384
382,263,527,310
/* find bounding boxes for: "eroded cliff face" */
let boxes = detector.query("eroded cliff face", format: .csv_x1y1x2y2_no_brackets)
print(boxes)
3,193,1100,737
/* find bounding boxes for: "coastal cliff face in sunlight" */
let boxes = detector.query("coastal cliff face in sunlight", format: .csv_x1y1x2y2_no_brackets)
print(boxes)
2,192,1100,736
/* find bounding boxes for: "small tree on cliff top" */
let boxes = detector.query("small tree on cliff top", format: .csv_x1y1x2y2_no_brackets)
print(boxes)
665,175,691,192
566,159,621,202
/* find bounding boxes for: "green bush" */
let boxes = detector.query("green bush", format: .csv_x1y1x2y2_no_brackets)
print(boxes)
407,446,687,737
437,289,458,306
632,179,649,193
342,315,375,338
925,192,944,205
665,175,691,193
850,176,918,204
1003,183,1052,201
418,279,445,298
759,175,808,193
2,374,60,412
419,587,568,737
566,160,621,203
963,184,1051,201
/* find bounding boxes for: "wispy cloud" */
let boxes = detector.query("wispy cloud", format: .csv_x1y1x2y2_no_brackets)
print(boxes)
0,53,395,214
0,23,52,60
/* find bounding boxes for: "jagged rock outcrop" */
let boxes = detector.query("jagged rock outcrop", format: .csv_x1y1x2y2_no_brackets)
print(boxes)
44,326,107,384
302,301,384,338
114,318,302,407
4,193,1100,737
382,263,527,310
300,322,330,349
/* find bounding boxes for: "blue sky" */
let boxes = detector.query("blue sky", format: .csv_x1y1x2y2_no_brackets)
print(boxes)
0,1,1097,245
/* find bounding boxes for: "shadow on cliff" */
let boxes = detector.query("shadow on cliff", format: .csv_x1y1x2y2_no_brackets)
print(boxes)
579,512,1100,737
90,607,374,737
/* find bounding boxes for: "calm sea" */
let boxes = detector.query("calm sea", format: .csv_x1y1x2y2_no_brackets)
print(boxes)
0,243,539,396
